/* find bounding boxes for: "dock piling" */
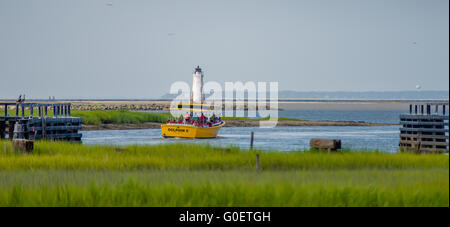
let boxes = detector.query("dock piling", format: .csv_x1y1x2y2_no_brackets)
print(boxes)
250,131,254,150
8,121,15,140
0,102,82,141
0,120,5,139
400,102,449,153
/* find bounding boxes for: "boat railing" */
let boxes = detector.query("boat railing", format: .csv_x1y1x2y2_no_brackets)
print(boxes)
165,120,223,127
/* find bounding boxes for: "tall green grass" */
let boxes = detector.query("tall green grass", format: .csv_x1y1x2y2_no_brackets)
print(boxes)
71,110,172,125
0,141,448,170
1,108,300,125
0,108,172,125
0,140,448,206
0,169,447,207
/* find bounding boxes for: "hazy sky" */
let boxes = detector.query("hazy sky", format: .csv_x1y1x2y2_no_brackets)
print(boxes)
0,0,448,99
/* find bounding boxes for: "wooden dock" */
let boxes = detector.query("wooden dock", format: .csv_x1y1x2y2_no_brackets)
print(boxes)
0,102,82,141
399,102,449,153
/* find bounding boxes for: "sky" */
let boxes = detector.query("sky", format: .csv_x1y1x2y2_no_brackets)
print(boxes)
0,0,448,99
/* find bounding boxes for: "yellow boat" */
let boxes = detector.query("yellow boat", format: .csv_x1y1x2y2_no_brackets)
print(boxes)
161,66,225,139
161,121,225,138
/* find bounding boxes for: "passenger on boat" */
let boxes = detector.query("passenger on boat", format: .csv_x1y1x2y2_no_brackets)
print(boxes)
184,112,191,123
200,113,205,124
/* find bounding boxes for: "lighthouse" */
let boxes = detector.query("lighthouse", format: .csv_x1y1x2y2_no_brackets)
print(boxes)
192,66,204,104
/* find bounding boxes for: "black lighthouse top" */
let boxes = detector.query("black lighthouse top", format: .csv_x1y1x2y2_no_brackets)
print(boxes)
195,66,202,73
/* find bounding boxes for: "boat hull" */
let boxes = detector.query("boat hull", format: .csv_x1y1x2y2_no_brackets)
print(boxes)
161,122,224,138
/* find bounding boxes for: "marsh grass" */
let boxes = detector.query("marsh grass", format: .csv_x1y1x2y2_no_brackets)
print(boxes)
71,110,172,125
0,169,447,207
73,111,301,125
0,140,448,206
0,108,171,125
0,140,448,170
1,108,300,125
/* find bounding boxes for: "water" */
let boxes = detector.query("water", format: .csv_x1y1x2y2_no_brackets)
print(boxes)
162,109,405,124
82,105,416,152
279,109,404,123
82,125,400,152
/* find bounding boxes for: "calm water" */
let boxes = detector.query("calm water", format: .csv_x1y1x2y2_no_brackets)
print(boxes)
279,109,404,123
82,107,424,152
82,125,400,152
156,109,406,124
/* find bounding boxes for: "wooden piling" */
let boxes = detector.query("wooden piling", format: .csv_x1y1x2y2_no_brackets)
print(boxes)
1,102,82,142
250,131,254,150
8,121,15,140
0,120,5,139
400,102,449,153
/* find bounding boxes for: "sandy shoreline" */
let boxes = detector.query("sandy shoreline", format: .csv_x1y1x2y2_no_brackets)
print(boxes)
81,120,396,131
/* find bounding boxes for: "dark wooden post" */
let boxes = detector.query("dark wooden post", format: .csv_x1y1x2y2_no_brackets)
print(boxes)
0,120,5,139
68,104,71,116
16,104,19,116
415,105,418,114
4,104,7,117
250,131,254,150
44,105,48,117
41,110,46,139
21,105,25,117
8,121,15,140
30,104,34,117
409,104,412,114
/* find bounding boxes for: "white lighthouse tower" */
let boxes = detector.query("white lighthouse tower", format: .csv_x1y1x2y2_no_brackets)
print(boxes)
192,66,204,104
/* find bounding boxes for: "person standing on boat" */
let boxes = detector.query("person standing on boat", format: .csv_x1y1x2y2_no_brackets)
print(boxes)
184,112,191,124
200,112,205,124
211,113,216,123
